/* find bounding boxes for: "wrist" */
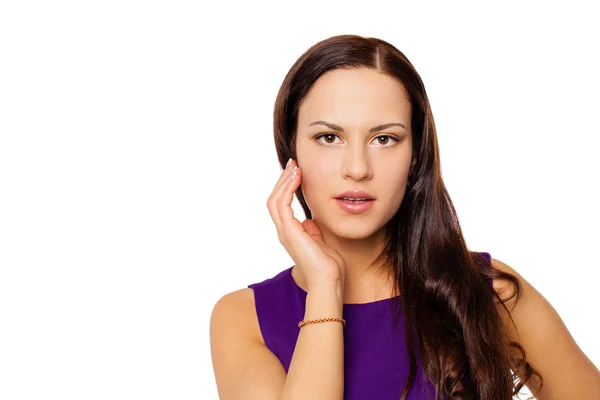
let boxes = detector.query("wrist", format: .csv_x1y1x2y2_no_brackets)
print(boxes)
307,281,343,296
306,282,344,305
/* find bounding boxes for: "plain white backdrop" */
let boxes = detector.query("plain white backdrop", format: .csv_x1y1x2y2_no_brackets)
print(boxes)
1,1,598,399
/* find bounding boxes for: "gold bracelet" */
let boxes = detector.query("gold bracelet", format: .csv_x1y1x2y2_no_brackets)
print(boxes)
298,317,346,328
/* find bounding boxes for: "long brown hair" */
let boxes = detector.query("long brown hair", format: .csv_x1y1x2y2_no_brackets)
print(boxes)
272,34,542,399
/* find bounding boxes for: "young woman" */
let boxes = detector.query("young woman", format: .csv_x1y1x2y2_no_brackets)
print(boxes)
210,34,600,399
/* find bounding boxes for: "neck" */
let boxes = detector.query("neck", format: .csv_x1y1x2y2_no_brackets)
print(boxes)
317,220,397,303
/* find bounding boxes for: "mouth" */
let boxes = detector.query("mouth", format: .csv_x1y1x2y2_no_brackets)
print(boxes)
335,198,373,202
334,190,375,201
334,198,375,214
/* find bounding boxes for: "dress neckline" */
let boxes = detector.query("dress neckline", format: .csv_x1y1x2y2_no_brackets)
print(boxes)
287,267,401,307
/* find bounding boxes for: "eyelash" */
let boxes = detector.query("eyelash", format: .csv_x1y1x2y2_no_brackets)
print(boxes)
314,132,400,147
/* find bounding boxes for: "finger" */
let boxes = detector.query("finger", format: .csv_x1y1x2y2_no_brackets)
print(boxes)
267,159,296,229
271,158,296,195
302,219,325,244
276,165,303,237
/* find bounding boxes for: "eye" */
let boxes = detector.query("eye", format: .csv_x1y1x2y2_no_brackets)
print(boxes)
314,133,399,147
375,136,397,146
315,133,341,145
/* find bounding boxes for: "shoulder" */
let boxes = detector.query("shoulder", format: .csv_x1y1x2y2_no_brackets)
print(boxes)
210,288,288,398
488,255,558,332
210,288,265,346
488,257,600,398
488,257,522,300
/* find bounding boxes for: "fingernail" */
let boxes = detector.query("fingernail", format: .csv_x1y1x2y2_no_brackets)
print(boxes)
285,158,292,169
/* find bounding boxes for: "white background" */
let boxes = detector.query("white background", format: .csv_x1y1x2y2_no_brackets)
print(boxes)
1,1,598,399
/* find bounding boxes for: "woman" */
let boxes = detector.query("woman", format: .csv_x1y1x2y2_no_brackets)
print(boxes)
210,34,600,399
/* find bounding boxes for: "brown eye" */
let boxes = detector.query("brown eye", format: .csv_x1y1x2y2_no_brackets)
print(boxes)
375,135,399,146
323,134,336,144
314,133,399,147
315,133,340,145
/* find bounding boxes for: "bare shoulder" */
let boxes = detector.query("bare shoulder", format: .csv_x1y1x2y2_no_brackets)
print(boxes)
488,257,524,303
210,287,264,345
210,287,286,399
489,257,600,399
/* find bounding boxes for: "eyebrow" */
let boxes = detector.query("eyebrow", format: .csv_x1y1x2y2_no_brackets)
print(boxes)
308,120,407,132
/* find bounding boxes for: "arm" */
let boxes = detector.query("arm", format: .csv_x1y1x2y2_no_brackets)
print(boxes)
210,283,344,400
280,283,345,400
491,257,600,399
210,288,285,399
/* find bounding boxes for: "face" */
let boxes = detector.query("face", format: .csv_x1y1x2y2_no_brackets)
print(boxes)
295,67,414,240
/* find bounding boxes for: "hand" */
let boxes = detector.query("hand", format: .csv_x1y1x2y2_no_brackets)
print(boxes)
267,159,346,292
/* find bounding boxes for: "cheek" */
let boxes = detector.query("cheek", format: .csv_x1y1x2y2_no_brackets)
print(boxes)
299,168,322,196
378,168,409,202
384,170,407,188
299,165,332,204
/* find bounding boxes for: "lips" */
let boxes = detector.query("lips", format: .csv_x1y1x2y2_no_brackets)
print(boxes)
335,197,375,214
335,190,375,200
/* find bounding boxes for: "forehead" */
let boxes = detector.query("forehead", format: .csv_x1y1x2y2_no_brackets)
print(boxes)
298,68,411,125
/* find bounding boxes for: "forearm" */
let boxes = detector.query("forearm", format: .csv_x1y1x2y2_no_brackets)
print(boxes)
278,284,345,400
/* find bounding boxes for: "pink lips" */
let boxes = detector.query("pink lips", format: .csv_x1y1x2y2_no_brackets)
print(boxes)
334,190,375,214
335,190,375,200
334,198,375,214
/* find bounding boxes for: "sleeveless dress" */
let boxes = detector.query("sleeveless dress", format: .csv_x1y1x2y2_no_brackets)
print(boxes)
248,251,493,400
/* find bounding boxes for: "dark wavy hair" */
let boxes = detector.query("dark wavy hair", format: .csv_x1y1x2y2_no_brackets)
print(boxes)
272,34,543,399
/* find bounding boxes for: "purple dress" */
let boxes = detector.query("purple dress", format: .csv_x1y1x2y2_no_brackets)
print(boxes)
248,251,493,399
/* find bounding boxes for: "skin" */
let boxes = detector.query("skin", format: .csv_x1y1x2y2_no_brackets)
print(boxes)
210,68,600,400
292,67,416,304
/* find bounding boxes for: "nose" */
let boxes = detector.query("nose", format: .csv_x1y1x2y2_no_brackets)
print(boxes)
342,144,372,181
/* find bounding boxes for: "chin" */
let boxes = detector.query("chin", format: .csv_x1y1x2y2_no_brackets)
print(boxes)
336,230,376,241
324,215,386,240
